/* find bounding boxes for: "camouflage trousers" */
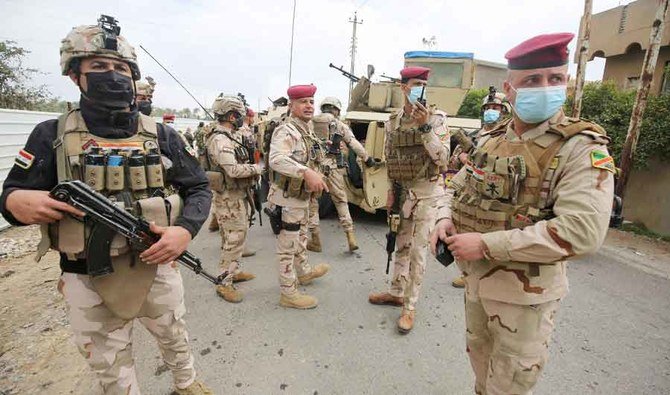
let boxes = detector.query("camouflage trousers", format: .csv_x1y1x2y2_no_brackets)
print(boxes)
388,196,438,310
277,206,313,295
59,263,195,395
214,191,249,285
308,167,353,232
465,295,560,395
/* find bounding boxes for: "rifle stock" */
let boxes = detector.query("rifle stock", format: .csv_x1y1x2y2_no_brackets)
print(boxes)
385,183,403,274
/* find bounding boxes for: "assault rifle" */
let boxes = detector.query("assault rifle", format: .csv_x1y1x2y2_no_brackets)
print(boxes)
243,135,263,227
329,63,360,83
380,74,401,83
50,180,225,285
385,183,403,274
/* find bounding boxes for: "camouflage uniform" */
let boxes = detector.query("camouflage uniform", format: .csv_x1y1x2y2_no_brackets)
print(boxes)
0,20,213,395
308,113,370,249
204,97,260,302
439,111,614,394
384,107,450,311
268,115,329,302
59,262,194,394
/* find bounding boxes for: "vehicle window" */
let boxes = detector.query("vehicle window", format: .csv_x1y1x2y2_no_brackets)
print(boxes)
407,61,463,88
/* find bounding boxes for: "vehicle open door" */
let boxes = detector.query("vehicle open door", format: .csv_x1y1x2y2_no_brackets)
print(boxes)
361,120,389,210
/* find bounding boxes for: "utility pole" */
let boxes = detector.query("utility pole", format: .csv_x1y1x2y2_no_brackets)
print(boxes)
348,12,363,99
572,0,593,118
616,0,669,199
288,0,297,86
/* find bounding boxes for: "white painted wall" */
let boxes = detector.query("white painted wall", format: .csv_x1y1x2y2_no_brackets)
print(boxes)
0,108,203,230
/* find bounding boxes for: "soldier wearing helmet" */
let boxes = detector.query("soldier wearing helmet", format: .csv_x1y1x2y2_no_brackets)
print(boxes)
0,16,213,395
135,76,155,115
204,95,262,303
307,96,378,252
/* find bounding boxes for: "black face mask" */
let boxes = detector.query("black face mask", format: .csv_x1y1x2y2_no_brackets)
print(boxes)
137,100,153,116
233,115,245,129
81,70,135,110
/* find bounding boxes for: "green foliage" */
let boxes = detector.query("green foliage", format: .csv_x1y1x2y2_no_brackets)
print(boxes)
567,81,670,169
456,88,488,118
0,40,52,110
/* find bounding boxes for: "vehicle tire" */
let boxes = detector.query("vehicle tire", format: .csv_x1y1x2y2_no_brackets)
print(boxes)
318,192,335,217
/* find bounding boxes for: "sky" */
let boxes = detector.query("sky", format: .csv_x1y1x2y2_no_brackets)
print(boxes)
0,0,632,114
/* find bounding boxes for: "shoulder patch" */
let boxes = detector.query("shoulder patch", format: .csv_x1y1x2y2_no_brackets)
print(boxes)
590,150,615,173
15,149,34,170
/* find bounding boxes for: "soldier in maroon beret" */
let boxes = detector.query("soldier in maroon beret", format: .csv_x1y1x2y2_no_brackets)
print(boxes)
431,32,615,394
266,84,331,309
368,65,451,333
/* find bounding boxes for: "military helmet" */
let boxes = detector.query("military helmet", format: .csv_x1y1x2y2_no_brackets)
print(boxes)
320,96,342,112
481,92,511,113
211,95,246,117
60,15,140,80
136,76,155,97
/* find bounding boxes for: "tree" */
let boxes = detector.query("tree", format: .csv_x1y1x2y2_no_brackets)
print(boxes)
456,88,488,118
0,40,51,110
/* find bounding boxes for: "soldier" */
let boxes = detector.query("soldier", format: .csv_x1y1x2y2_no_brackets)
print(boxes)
204,96,261,303
163,112,176,126
184,127,195,148
194,121,207,155
430,33,614,394
307,96,379,252
368,67,450,333
267,84,331,309
0,17,213,394
135,76,155,116
449,90,511,289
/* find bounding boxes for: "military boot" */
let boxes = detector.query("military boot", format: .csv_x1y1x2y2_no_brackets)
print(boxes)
345,230,359,252
368,291,403,306
216,284,243,303
298,263,330,285
208,215,219,232
232,271,256,283
397,309,415,334
242,246,257,257
451,276,465,288
174,381,214,395
279,292,318,309
306,230,322,252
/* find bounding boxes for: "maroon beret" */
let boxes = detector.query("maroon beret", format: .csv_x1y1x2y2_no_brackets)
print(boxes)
505,32,574,70
400,66,430,82
162,113,175,121
246,108,255,117
287,84,317,100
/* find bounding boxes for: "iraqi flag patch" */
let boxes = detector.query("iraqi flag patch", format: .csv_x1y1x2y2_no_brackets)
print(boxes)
590,150,616,174
15,149,35,170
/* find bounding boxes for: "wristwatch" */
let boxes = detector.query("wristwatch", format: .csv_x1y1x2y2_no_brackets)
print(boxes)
418,123,432,134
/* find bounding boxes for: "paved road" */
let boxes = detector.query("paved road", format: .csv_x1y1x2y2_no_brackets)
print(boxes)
134,208,670,395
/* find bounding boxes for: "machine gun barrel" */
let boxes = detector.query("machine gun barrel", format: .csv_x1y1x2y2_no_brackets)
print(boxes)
329,63,360,82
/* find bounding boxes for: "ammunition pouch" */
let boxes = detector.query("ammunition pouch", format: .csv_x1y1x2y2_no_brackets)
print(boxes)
272,172,311,200
387,129,440,182
206,171,225,193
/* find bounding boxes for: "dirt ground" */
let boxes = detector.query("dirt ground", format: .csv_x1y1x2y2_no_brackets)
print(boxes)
0,224,667,394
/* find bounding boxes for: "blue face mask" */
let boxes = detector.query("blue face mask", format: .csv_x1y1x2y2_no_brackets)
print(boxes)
511,85,567,124
407,86,425,104
483,109,501,124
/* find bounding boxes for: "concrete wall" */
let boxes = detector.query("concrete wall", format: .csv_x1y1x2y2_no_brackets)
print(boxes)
588,0,670,59
0,108,203,230
602,46,670,94
473,63,507,90
623,159,670,235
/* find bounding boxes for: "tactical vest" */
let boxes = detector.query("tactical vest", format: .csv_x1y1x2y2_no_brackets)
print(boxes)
204,128,255,193
271,122,323,200
36,109,180,319
386,112,443,182
451,118,607,235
